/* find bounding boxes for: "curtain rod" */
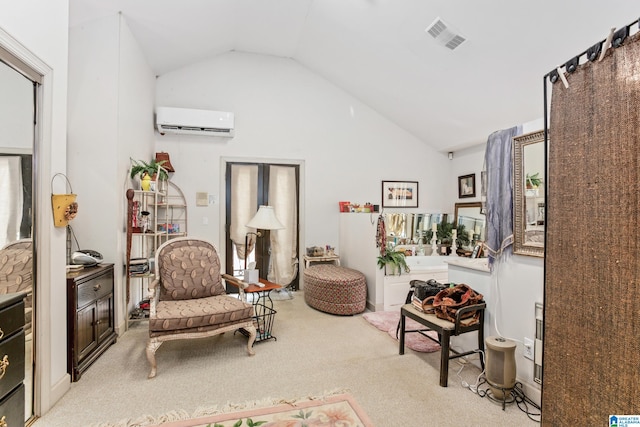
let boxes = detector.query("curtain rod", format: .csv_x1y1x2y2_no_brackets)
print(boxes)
544,17,640,80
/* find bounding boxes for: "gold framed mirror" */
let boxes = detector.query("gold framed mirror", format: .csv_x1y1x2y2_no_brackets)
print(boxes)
454,202,486,247
513,130,545,257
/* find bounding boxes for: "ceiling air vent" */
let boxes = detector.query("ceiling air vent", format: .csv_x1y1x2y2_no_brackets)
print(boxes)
426,17,466,51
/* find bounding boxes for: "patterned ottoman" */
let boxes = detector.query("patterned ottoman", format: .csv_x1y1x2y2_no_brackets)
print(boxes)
304,265,367,315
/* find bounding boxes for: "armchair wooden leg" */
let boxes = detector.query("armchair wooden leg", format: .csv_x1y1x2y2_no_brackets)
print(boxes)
245,325,257,355
146,339,162,378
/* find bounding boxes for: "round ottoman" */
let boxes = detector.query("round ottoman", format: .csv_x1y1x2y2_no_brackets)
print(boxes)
304,264,367,315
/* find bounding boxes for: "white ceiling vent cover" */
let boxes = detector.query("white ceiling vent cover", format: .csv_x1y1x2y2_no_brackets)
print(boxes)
156,107,234,137
426,17,466,50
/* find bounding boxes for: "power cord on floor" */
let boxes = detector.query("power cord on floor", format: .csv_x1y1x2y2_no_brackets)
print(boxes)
511,382,542,423
456,349,485,393
455,348,541,423
472,378,541,423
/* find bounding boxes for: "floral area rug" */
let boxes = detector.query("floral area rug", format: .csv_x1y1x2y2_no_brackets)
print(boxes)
93,393,373,427
362,310,441,353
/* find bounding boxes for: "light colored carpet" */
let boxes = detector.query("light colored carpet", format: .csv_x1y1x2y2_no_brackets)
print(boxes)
33,291,538,427
362,310,441,353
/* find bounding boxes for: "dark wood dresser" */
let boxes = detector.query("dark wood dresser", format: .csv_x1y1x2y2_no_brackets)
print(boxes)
67,263,117,381
0,292,26,427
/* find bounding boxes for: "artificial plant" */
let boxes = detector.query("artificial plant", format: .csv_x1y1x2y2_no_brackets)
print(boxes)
377,248,410,275
130,159,169,181
526,172,542,188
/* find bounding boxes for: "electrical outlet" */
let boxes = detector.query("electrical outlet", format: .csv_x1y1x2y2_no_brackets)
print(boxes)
524,337,534,360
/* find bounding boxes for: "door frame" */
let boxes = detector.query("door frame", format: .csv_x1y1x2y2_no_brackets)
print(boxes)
219,157,305,288
1,25,55,419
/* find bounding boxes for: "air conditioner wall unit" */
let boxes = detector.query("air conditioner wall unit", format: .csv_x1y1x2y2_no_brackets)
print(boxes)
156,107,234,137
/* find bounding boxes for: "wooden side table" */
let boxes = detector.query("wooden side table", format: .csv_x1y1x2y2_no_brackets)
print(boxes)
66,264,117,381
303,254,340,268
243,278,282,342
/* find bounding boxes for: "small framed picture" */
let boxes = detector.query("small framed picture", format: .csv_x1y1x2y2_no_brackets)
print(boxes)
458,174,476,198
382,180,418,208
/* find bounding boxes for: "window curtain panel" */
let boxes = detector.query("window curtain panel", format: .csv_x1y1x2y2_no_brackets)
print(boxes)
483,125,522,266
542,31,640,425
0,156,23,248
229,164,258,261
267,165,298,286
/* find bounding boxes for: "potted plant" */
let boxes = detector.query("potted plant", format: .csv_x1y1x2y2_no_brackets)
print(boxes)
130,159,169,191
526,172,542,189
377,249,410,276
455,223,471,248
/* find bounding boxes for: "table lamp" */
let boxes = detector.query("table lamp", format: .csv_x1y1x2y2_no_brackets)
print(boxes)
244,205,285,272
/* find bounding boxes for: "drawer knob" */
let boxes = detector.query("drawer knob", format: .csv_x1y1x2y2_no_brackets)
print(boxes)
93,283,102,292
0,355,9,380
0,415,6,427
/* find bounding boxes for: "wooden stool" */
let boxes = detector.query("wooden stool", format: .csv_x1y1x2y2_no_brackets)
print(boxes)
399,302,486,387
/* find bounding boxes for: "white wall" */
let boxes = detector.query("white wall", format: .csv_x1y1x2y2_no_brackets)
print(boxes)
155,52,450,263
156,55,545,403
68,14,156,331
0,0,70,415
448,118,544,403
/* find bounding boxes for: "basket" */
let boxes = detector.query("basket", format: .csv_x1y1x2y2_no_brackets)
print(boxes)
51,173,78,227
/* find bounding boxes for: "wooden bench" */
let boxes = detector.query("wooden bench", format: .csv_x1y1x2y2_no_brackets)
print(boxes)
399,302,486,387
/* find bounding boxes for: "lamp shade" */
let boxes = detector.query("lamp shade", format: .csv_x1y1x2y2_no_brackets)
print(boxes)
246,205,285,230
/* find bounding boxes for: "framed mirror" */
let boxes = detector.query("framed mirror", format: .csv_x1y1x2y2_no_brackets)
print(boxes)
384,212,448,247
513,130,545,257
454,202,486,248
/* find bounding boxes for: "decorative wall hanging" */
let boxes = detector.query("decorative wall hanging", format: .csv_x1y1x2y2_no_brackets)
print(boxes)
457,174,476,198
381,180,418,208
51,173,78,227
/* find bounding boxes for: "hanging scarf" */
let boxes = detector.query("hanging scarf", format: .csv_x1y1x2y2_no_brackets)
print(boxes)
376,214,386,256
483,125,522,267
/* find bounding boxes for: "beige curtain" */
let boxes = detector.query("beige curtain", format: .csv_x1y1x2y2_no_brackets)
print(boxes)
229,164,258,261
267,165,298,286
0,156,23,248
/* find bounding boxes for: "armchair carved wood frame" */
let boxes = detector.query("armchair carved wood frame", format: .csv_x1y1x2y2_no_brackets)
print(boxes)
146,237,257,378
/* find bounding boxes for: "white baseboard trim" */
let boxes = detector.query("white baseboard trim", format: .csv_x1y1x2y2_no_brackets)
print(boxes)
50,373,71,409
116,320,127,336
517,378,541,406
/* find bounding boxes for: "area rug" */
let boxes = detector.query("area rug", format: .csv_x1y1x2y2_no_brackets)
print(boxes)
362,310,441,353
93,392,373,427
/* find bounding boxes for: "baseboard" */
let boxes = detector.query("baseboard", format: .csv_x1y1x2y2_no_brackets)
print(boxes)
50,373,71,409
517,377,541,406
116,320,127,336
366,301,384,312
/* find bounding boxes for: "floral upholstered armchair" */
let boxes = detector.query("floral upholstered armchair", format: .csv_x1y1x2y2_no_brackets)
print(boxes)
146,237,257,378
0,239,33,333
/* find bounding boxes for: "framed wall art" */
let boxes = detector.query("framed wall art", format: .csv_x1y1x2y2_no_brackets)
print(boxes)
458,174,476,198
382,180,418,208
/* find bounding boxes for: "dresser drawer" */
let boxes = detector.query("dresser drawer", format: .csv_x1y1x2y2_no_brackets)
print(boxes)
0,383,24,427
0,330,25,400
0,298,25,339
77,270,114,308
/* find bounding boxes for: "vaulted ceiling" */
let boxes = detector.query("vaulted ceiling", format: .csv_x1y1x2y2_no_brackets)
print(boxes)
69,0,638,152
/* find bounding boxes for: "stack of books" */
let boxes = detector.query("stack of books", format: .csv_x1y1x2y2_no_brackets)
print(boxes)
411,294,424,312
